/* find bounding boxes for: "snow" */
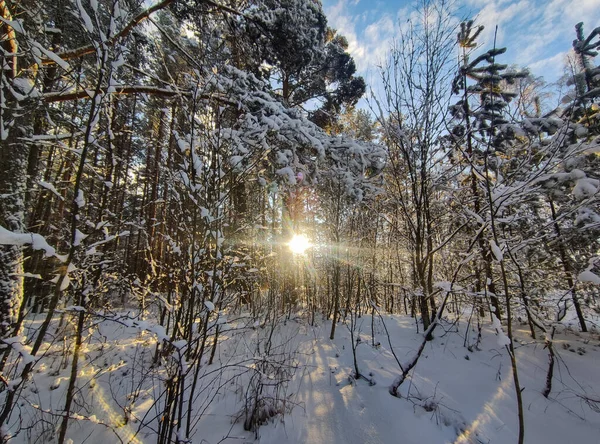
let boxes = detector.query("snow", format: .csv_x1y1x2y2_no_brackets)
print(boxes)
0,16,23,34
60,273,71,291
15,273,42,279
38,180,63,200
464,208,484,225
434,281,453,292
7,378,22,391
146,324,169,341
491,314,511,346
73,229,87,246
12,77,40,98
575,125,588,138
578,270,600,284
489,239,503,262
0,225,66,262
31,42,71,71
74,190,85,208
172,340,187,350
262,315,599,444
76,0,95,34
3,336,35,365
229,155,244,169
5,310,599,444
2,8,600,443
572,177,599,199
276,166,297,184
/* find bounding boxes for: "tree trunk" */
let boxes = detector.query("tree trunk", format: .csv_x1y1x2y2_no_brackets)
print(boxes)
549,199,587,332
0,136,27,339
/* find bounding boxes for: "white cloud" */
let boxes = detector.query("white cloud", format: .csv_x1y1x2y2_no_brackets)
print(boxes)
324,0,396,75
456,0,600,81
323,0,600,109
528,51,568,81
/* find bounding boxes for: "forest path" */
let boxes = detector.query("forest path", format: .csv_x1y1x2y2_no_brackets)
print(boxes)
294,338,386,444
263,320,451,444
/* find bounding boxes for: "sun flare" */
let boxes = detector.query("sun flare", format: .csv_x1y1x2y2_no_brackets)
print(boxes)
288,234,311,254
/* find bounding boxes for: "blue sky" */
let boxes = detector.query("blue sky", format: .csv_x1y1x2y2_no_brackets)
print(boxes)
322,0,600,89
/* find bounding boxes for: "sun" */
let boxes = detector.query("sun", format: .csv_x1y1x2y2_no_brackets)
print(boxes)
288,234,311,255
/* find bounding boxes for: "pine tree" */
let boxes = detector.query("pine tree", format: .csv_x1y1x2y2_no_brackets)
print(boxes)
448,21,527,443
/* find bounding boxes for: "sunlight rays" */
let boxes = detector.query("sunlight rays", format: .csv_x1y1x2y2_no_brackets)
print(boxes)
454,372,512,443
288,234,311,255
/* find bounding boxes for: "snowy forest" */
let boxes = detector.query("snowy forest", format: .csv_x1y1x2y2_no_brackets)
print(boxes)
0,0,599,442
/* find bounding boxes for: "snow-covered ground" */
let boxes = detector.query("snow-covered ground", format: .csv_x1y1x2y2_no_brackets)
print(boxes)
4,311,600,443
259,315,600,444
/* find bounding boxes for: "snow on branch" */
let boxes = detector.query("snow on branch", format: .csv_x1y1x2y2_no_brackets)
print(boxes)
39,0,246,67
0,225,66,262
579,270,600,284
489,239,504,262
40,0,176,65
43,85,193,102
